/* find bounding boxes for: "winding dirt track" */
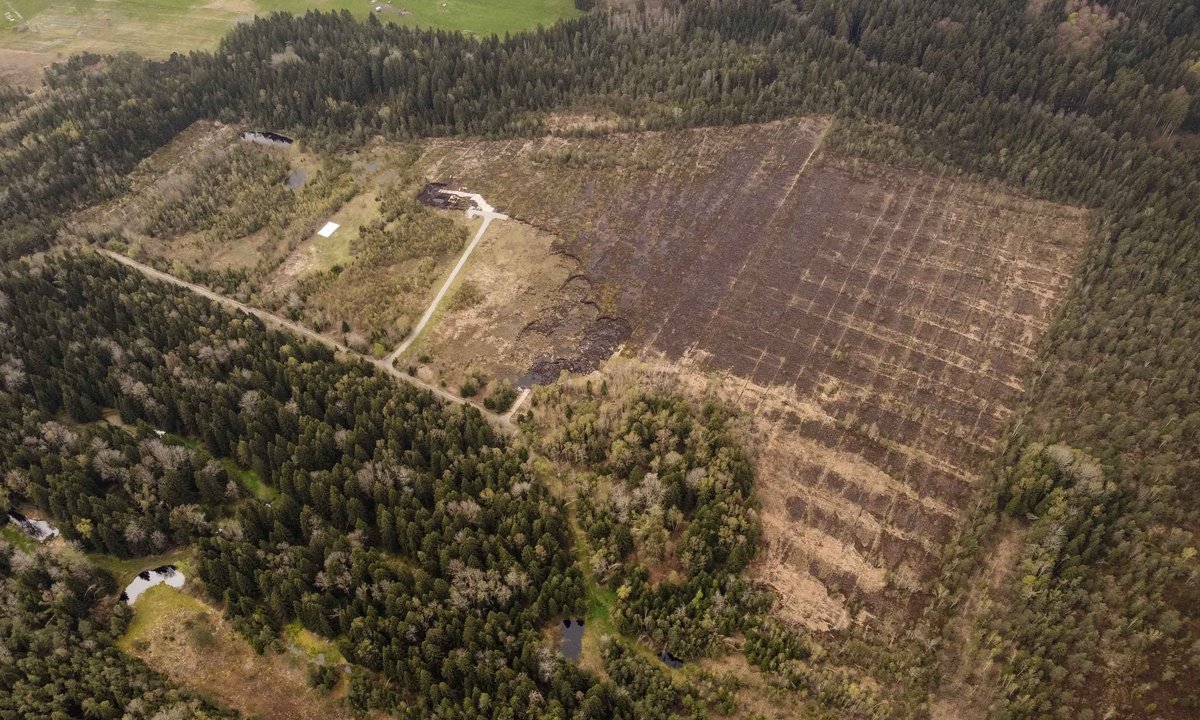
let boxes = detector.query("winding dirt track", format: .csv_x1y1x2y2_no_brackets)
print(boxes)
98,249,514,431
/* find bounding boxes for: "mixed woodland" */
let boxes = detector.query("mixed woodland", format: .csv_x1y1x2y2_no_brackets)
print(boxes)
1,0,1198,718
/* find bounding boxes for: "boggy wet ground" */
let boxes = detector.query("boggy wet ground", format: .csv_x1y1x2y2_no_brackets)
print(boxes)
561,618,584,661
412,118,1087,630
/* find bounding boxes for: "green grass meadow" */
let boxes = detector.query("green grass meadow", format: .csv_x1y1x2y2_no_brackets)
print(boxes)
2,0,581,73
260,0,582,36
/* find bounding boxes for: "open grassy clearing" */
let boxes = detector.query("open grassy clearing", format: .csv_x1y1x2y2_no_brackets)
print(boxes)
285,620,346,666
416,117,1087,635
2,0,238,73
222,459,277,501
400,216,620,396
296,198,471,356
75,123,472,357
1,523,38,552
0,0,580,85
570,513,619,676
119,584,353,720
273,0,584,36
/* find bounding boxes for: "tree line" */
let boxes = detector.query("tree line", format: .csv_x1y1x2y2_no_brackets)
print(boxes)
1,0,1198,715
0,252,769,718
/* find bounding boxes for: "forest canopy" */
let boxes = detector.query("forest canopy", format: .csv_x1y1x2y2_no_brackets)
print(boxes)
1,0,1198,718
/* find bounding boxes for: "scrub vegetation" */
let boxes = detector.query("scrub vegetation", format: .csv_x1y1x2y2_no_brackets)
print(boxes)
1,1,1199,719
119,586,353,720
80,130,470,355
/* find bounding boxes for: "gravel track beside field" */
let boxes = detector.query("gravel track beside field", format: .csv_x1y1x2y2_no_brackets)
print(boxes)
384,194,508,366
99,249,513,431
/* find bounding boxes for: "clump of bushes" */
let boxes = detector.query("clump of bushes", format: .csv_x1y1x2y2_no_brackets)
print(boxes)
459,370,486,397
449,281,484,311
307,663,339,693
484,381,519,412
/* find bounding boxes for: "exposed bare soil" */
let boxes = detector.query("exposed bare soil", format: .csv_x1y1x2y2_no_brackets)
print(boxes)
74,116,1085,636
415,118,1087,629
404,218,626,390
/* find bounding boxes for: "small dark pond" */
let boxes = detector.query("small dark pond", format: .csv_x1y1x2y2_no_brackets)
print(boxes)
121,564,184,604
561,618,584,661
5,509,58,542
659,650,685,669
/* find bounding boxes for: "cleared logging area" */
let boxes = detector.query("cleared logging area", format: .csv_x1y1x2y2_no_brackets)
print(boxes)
398,217,628,393
416,118,1088,629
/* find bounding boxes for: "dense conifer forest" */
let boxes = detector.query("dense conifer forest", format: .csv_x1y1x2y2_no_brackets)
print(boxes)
0,253,805,719
1,0,1198,718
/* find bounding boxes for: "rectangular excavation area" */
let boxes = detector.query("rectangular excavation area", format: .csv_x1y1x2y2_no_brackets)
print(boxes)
418,119,1087,628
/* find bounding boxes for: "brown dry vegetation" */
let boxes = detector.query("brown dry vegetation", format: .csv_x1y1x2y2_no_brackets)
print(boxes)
72,122,467,355
405,217,625,392
417,117,1087,631
1055,0,1123,54
75,115,1086,648
928,519,1024,720
0,48,53,87
119,585,352,720
691,651,807,720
